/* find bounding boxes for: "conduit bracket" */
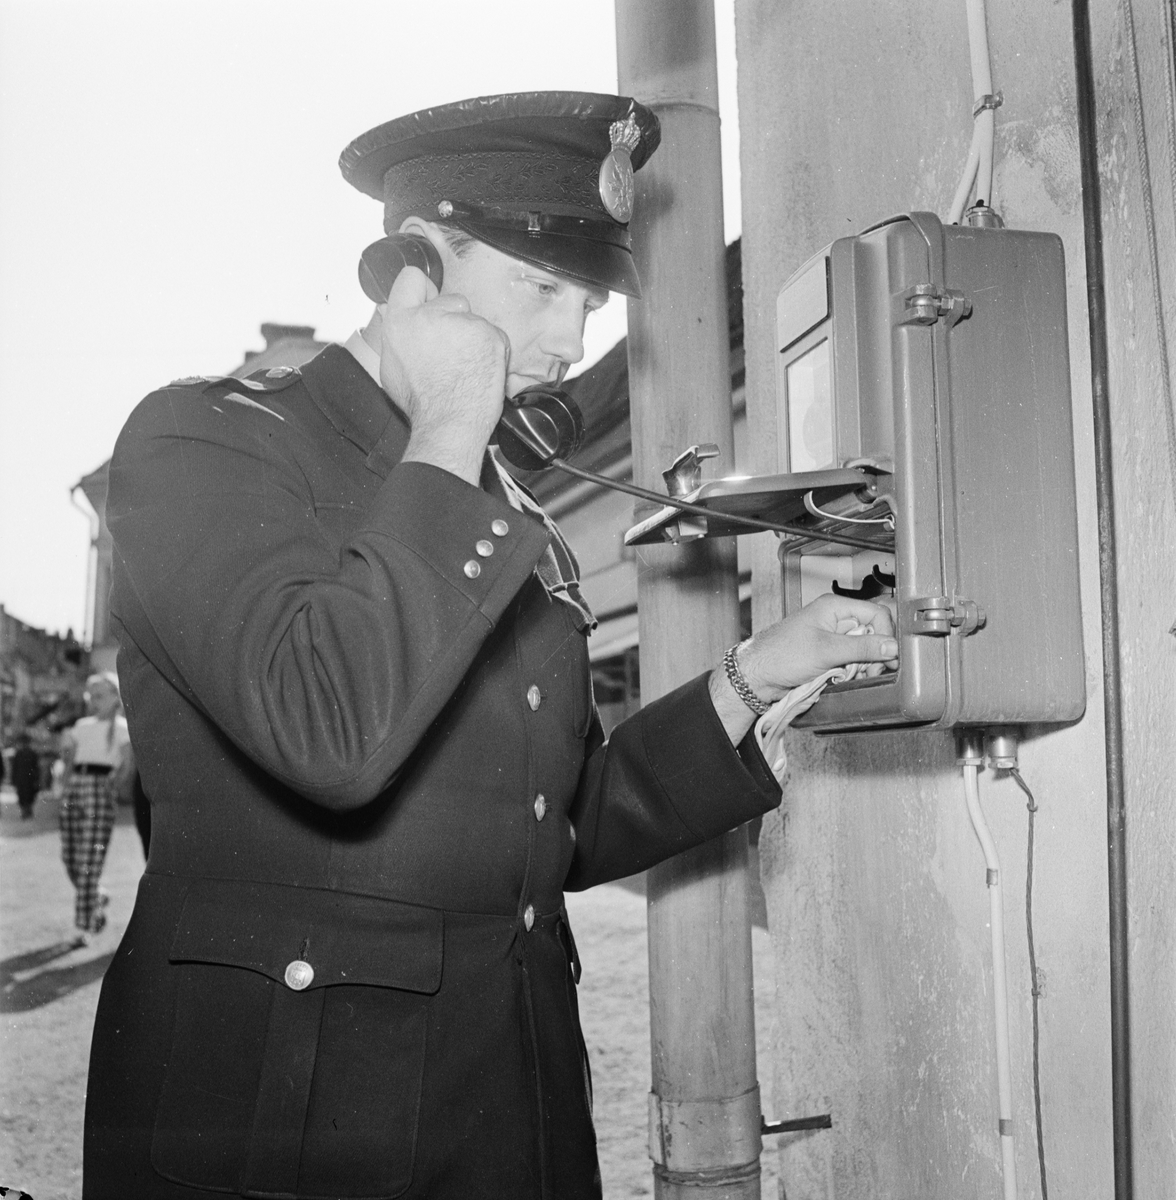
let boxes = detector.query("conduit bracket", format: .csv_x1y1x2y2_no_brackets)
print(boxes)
761,1112,834,1135
648,1086,763,1171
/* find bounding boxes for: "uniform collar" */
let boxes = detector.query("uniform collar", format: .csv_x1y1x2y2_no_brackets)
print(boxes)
344,328,382,386
299,342,409,474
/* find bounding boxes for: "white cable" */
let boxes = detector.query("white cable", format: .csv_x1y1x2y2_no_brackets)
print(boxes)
967,0,996,205
948,128,983,225
948,0,998,222
963,762,1018,1200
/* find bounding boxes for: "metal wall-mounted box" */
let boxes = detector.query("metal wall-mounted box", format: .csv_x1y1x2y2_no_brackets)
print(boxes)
775,212,1085,731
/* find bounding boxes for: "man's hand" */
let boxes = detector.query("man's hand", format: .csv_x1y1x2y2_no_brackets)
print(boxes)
378,265,509,485
739,594,897,697
709,594,899,746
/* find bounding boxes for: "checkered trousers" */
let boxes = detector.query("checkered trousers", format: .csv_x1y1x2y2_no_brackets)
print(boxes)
60,772,117,933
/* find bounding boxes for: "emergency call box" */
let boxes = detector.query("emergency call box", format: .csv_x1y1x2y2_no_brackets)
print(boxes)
626,212,1086,732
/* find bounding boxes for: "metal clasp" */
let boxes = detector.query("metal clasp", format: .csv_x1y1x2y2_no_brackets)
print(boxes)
911,595,986,636
900,284,972,327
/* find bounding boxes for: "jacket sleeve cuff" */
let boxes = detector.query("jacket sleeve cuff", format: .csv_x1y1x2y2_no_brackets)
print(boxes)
363,461,551,625
639,672,782,842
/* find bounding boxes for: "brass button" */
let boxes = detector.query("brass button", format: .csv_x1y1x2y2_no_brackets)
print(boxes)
464,560,481,579
476,539,494,557
491,519,510,537
266,366,294,379
534,793,547,821
569,824,577,845
523,904,535,932
527,685,541,711
284,960,314,991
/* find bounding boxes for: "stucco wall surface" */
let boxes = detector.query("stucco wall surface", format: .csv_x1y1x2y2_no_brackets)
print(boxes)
733,1,1174,1196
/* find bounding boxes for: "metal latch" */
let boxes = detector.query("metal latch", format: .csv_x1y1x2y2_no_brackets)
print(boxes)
662,443,720,497
900,284,972,327
911,596,986,636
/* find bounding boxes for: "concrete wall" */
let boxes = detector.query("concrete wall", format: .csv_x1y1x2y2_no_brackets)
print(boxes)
733,1,1175,1196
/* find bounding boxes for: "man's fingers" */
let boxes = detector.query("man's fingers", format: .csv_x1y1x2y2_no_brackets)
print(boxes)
815,593,893,630
814,628,897,668
842,634,899,663
384,264,435,309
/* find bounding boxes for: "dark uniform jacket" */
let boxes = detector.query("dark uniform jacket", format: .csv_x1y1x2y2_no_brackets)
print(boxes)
85,345,780,1200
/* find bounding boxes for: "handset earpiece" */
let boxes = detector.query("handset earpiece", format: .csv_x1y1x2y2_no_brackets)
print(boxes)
356,233,584,471
358,234,444,304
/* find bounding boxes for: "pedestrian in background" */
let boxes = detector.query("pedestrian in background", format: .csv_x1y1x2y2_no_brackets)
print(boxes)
11,732,41,820
60,672,132,943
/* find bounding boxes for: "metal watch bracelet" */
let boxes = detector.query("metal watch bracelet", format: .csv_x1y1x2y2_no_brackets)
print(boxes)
723,640,771,716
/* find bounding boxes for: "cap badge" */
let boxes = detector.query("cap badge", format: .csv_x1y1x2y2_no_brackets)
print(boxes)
598,115,641,222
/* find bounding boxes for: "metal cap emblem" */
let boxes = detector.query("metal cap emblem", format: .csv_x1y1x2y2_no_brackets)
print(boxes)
598,115,641,222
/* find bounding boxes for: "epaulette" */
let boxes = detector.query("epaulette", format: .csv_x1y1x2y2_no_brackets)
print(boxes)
167,365,303,393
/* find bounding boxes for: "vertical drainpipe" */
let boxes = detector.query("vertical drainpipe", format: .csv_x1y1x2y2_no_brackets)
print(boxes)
616,3,763,1196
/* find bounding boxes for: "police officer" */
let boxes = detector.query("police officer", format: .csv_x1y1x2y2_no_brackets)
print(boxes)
85,92,896,1199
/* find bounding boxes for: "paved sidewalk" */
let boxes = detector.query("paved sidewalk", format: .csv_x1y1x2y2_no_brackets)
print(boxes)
0,787,779,1199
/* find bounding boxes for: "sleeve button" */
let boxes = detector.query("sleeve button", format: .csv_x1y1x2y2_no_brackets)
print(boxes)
464,560,482,579
491,519,510,537
476,539,494,557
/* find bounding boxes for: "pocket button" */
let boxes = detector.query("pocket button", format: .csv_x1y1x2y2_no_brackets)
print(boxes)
284,959,314,990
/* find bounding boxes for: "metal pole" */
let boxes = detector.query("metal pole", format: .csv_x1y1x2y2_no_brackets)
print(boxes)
1072,2,1133,1195
616,3,762,1195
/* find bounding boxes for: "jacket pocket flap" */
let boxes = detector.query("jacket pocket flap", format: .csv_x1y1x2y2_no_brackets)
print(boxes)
169,879,443,994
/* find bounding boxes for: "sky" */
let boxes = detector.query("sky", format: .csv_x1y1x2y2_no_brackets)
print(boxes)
0,0,742,640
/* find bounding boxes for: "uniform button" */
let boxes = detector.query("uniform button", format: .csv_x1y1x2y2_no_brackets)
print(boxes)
527,685,541,710
266,366,295,379
284,960,314,990
476,539,494,557
491,519,510,537
569,824,577,845
464,560,481,579
524,904,535,931
534,793,547,821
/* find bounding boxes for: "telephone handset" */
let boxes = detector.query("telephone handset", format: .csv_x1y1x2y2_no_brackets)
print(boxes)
358,234,584,471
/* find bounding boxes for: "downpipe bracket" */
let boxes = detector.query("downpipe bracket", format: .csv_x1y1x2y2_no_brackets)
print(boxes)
648,1086,763,1173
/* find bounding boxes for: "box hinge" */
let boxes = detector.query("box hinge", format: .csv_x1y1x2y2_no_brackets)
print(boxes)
911,595,986,636
900,283,972,327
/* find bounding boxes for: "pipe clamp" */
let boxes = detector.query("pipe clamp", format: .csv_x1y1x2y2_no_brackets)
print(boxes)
648,1085,762,1171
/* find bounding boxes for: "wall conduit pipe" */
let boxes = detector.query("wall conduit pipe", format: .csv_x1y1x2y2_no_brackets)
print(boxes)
948,0,997,223
1072,2,1133,1196
961,758,1018,1200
